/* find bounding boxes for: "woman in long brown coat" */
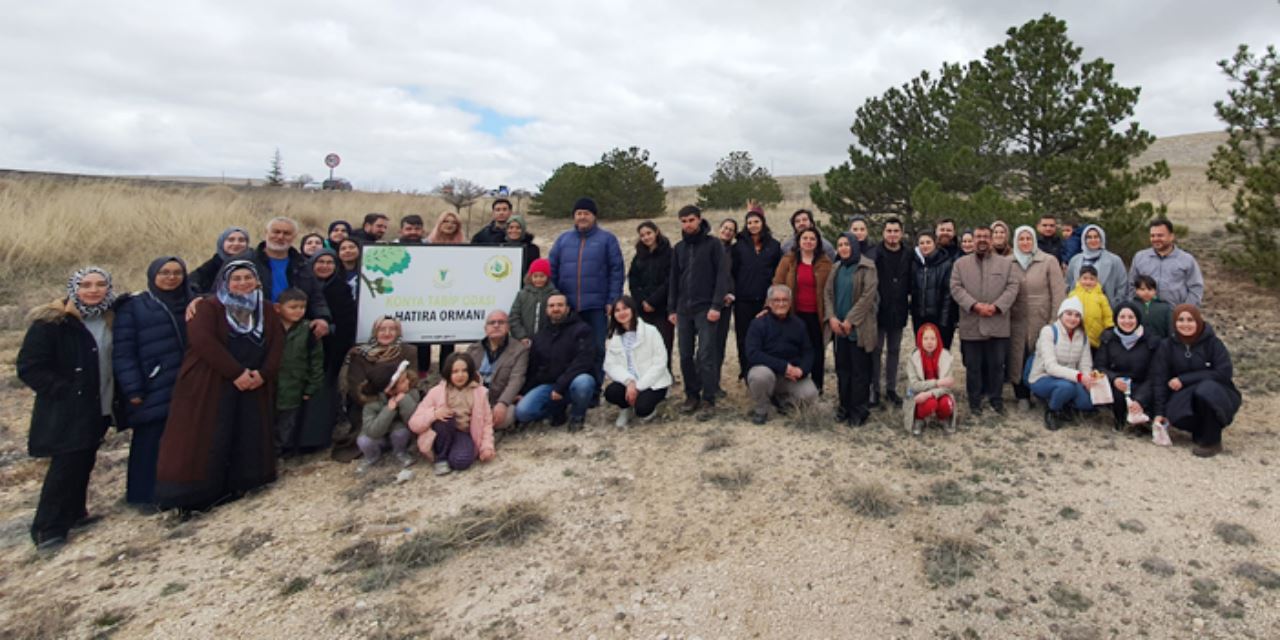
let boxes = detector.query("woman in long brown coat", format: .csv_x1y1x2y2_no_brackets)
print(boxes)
1008,225,1066,410
773,228,834,394
331,316,419,461
155,259,283,512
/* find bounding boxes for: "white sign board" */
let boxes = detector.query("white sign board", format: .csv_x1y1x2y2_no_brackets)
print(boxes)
355,244,524,343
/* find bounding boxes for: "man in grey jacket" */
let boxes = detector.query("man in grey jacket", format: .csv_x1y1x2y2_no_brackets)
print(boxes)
1126,219,1204,307
949,226,1020,415
466,310,528,431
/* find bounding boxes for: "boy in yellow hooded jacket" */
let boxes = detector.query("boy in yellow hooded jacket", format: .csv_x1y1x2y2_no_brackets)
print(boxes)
1069,265,1113,348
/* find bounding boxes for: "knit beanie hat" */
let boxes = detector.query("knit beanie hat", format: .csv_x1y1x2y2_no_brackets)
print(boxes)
1058,296,1084,318
572,197,598,216
527,258,552,277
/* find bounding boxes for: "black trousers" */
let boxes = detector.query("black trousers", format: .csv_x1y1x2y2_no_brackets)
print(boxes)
1174,392,1226,446
31,445,100,543
834,338,873,421
677,312,720,402
713,303,733,394
604,383,669,418
733,299,766,381
961,338,1009,410
798,311,826,394
640,308,675,370
1109,380,1154,425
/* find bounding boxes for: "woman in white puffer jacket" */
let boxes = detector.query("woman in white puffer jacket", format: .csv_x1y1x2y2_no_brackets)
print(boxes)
603,296,674,427
1027,297,1101,431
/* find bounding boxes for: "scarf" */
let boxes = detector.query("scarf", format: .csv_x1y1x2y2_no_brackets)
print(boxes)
837,232,861,267
916,323,942,380
215,260,264,340
505,216,528,243
216,226,250,260
1173,304,1204,346
1012,226,1036,270
1080,224,1105,261
445,380,479,428
146,256,193,319
358,317,404,362
67,266,116,319
1112,301,1145,350
326,221,352,248
308,248,342,284
991,220,1012,255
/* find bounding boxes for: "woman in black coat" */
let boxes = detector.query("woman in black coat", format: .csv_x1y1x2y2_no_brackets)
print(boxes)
306,249,357,450
1093,301,1159,432
909,231,957,349
191,227,251,294
17,267,121,550
1152,305,1242,458
112,257,192,507
730,209,782,380
628,221,675,366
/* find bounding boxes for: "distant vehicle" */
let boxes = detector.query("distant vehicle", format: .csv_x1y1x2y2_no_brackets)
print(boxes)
323,178,353,191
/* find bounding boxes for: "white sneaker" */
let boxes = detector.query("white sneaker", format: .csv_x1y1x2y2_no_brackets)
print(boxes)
394,451,415,468
615,408,634,428
433,461,452,476
912,419,925,436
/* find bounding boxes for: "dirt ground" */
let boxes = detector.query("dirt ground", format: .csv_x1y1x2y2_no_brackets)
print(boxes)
0,224,1278,640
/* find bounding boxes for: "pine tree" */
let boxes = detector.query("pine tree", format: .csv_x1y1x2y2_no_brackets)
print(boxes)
266,148,285,187
1208,44,1280,286
696,151,784,211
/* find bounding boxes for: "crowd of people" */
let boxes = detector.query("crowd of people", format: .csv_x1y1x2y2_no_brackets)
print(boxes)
16,196,1240,551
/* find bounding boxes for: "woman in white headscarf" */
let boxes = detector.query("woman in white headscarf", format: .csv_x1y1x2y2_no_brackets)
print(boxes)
18,266,122,550
1066,224,1127,310
1007,225,1066,412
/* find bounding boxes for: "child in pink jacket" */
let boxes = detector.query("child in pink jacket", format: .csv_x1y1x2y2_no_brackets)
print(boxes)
409,352,495,475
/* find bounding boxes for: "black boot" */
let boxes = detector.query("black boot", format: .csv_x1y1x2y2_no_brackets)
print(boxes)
869,391,880,409
1044,409,1061,431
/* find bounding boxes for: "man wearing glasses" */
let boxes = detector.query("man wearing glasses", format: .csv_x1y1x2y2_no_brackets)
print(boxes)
465,310,529,431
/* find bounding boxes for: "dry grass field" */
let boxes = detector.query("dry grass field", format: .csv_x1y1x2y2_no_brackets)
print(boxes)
0,132,1276,639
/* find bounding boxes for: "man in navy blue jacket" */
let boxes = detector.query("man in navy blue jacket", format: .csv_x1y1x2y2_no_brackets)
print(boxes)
548,197,625,389
744,284,819,424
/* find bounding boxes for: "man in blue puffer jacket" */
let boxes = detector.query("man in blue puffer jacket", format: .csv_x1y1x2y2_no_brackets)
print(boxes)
548,197,625,389
112,256,192,507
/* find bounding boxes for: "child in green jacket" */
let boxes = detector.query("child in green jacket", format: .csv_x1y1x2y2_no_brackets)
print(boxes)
275,288,324,455
1132,275,1173,339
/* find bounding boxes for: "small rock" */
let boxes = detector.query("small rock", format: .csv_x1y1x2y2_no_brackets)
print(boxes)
395,469,414,483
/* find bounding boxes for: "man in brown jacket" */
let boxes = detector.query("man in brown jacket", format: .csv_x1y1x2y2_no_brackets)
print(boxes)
466,310,529,431
949,226,1020,415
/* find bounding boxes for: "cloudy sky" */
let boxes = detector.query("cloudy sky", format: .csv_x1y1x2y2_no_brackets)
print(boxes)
1,1,1274,190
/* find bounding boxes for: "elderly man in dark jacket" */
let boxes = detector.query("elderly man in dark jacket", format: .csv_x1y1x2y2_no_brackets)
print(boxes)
873,218,912,408
514,294,598,432
252,217,333,335
667,205,732,421
466,310,528,431
745,284,819,424
950,226,1020,415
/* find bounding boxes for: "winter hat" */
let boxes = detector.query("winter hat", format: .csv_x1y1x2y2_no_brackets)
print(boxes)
527,258,551,277
572,197,598,216
1057,296,1084,319
747,202,765,216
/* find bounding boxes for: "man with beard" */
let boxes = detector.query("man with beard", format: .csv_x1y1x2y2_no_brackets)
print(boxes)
872,217,912,408
251,217,331,338
935,218,958,261
949,226,1019,416
395,215,426,244
1126,219,1204,307
350,213,389,244
779,209,835,259
667,205,732,422
514,294,598,432
471,198,515,245
1035,214,1064,264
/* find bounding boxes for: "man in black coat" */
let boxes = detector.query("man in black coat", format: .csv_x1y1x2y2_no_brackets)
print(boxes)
349,212,389,244
514,294,598,431
252,217,332,336
1035,214,1064,264
873,217,912,408
744,284,819,424
471,198,514,245
667,205,732,421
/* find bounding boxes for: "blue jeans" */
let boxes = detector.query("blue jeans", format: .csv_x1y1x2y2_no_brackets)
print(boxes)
1030,377,1094,412
515,374,596,422
578,308,608,386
